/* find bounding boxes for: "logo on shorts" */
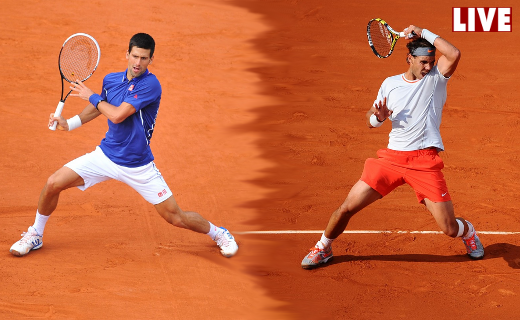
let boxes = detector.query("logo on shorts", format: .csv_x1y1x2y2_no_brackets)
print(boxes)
453,7,512,32
442,192,448,197
158,189,168,197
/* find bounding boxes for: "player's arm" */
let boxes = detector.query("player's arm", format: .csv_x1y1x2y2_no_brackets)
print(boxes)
404,25,461,78
96,101,136,124
49,103,101,131
70,79,136,124
78,103,102,123
366,97,392,128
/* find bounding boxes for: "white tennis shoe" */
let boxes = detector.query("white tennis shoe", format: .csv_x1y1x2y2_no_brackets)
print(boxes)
214,227,238,258
10,226,43,257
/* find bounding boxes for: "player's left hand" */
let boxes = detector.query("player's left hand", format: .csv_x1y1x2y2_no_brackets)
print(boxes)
374,97,393,121
69,79,96,101
48,112,68,131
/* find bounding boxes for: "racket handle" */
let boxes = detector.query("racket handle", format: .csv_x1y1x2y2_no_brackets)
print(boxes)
49,101,65,131
399,30,417,38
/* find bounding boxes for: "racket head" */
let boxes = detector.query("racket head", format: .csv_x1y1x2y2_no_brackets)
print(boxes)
367,18,402,58
58,33,100,83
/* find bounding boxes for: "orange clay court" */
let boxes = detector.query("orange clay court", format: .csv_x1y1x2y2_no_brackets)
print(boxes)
1,0,519,319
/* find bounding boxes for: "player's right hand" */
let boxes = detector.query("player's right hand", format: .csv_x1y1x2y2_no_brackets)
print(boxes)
49,113,68,131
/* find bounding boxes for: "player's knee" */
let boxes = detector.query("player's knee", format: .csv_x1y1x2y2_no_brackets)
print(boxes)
337,203,354,217
44,174,64,195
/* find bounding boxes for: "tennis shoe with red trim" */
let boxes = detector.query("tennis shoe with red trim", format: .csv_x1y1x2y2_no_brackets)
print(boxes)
462,231,484,260
301,244,333,269
214,227,238,258
10,226,43,257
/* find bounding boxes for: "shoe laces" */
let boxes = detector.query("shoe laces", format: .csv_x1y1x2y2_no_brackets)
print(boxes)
308,246,327,256
216,230,231,248
463,233,477,251
19,229,38,244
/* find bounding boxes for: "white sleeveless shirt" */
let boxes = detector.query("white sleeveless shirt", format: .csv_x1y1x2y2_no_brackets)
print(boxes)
374,66,449,151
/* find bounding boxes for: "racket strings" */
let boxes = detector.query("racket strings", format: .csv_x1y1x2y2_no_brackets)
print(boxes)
368,21,394,57
60,36,99,83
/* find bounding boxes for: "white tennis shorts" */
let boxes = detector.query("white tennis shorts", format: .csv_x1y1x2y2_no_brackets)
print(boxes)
65,147,172,205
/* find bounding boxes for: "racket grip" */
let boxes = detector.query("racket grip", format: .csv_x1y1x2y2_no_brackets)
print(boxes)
400,30,417,38
49,101,65,131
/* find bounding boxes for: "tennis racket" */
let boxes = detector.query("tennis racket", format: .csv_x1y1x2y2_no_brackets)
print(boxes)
49,33,100,130
367,18,412,59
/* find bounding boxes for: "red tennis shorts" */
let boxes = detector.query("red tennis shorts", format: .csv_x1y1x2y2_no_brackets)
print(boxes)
360,148,451,203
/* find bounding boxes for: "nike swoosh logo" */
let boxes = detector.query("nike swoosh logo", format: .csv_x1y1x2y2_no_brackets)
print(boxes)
428,49,434,53
442,192,448,197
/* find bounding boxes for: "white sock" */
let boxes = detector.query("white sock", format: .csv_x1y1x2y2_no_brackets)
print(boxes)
32,211,49,236
316,233,334,249
207,222,220,240
456,219,465,237
463,221,475,238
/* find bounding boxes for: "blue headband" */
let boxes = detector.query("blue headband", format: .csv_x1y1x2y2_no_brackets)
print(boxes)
411,47,436,56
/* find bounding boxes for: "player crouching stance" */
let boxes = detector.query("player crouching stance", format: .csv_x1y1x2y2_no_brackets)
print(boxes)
10,33,238,258
302,25,484,269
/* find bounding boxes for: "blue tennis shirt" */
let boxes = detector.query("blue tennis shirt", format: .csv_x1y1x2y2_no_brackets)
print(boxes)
98,69,162,167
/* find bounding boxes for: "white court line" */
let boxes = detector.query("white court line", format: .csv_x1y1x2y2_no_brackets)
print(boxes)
235,230,520,235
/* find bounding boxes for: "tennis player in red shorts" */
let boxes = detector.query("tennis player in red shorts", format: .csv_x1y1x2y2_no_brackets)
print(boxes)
302,24,484,269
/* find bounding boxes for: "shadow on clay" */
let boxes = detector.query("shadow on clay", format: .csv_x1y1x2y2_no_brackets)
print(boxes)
326,242,520,269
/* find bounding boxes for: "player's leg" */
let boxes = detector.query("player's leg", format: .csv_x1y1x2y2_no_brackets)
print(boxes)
423,199,484,259
301,150,406,269
406,149,484,259
301,180,383,269
11,147,114,257
422,199,460,236
10,167,84,257
154,195,211,233
325,180,383,239
123,161,238,257
154,196,238,257
39,166,85,216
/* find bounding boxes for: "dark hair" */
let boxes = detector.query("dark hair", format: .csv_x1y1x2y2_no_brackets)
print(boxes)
128,33,155,57
406,38,432,56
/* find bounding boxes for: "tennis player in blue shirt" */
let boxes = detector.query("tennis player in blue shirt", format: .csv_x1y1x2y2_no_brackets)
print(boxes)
10,33,238,258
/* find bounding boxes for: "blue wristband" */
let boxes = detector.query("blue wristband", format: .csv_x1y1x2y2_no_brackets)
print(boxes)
89,94,104,110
